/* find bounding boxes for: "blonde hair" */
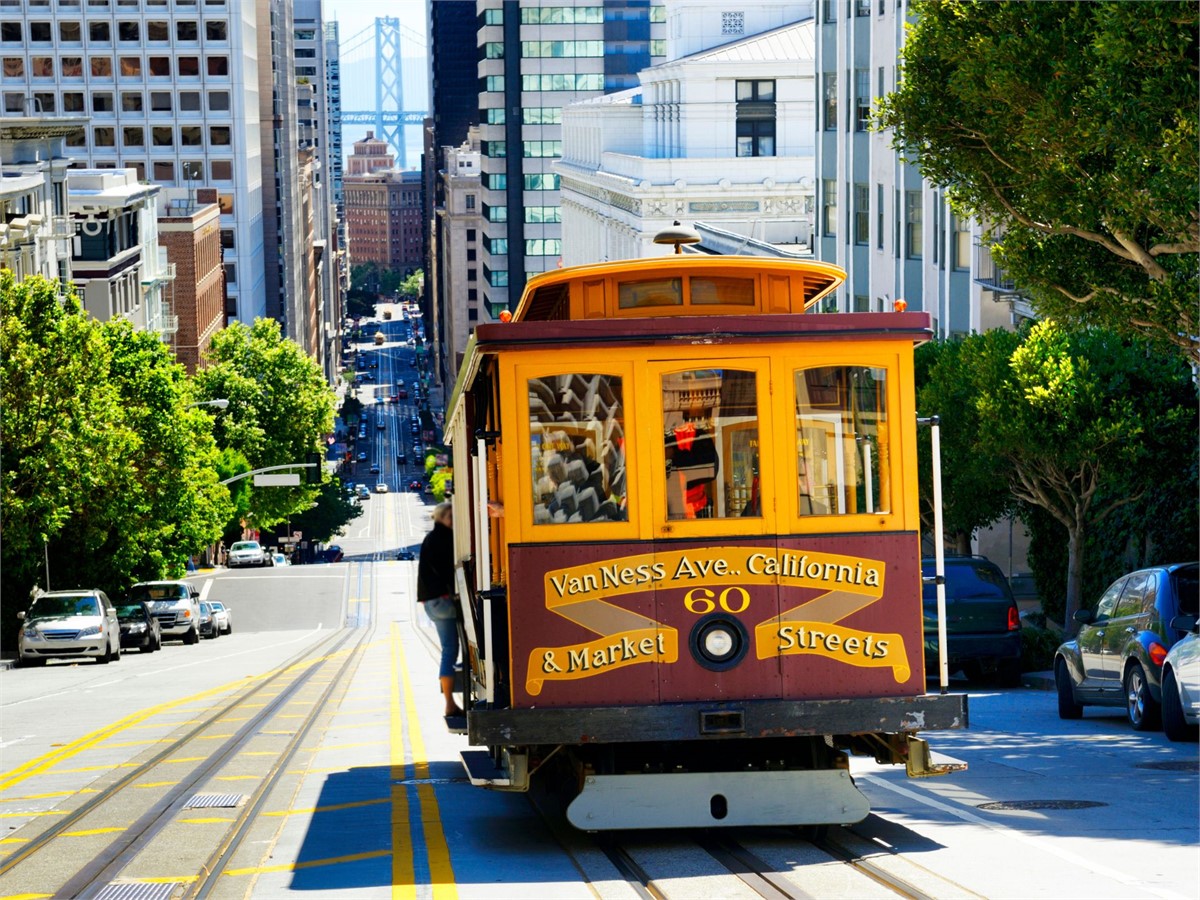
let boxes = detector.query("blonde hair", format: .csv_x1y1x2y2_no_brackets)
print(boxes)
432,502,453,526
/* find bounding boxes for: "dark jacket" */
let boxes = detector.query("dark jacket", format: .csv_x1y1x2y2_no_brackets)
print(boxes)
417,521,454,601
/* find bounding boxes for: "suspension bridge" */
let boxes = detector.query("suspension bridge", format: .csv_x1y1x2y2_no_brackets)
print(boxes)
338,17,429,169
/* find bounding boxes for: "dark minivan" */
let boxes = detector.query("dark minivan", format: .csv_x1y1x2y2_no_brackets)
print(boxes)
923,556,1022,685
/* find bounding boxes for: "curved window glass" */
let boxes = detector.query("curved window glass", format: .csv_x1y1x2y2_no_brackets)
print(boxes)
794,366,889,515
529,374,627,525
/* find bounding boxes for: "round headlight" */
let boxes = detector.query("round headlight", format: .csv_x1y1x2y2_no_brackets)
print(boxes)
688,615,749,671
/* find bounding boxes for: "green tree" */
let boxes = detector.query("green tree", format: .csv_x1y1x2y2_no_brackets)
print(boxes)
286,477,363,544
876,1,1199,363
915,332,1019,553
193,319,336,530
398,270,423,301
976,322,1196,634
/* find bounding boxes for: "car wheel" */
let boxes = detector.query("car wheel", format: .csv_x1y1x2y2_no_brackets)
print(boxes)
98,640,112,664
1055,658,1083,719
1124,661,1161,731
19,655,45,668
184,626,199,645
1161,667,1197,742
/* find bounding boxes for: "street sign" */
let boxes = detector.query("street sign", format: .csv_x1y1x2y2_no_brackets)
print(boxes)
254,473,301,486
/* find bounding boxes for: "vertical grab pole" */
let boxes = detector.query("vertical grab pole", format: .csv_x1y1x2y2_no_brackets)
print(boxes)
475,438,495,705
918,415,949,694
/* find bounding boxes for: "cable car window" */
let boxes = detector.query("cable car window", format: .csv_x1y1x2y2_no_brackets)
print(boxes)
690,276,755,306
662,369,760,519
795,366,890,515
529,374,628,524
618,278,682,309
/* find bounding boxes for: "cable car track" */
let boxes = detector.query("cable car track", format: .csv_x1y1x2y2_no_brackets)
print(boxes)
0,568,379,899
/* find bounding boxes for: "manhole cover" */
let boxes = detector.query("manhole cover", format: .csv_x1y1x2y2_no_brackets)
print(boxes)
182,792,247,809
1135,760,1199,772
95,883,180,900
977,799,1106,811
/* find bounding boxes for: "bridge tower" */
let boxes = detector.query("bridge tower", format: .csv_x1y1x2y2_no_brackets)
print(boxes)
374,17,405,168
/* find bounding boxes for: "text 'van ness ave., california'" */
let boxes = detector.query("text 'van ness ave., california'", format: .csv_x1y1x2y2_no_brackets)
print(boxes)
544,547,885,606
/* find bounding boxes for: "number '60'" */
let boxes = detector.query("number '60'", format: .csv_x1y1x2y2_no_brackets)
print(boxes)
683,586,750,615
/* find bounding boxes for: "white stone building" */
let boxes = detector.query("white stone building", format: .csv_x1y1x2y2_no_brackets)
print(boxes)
67,166,174,334
557,17,817,265
435,129,484,391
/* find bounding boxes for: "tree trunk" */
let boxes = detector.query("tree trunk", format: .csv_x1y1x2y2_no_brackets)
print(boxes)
1063,524,1085,636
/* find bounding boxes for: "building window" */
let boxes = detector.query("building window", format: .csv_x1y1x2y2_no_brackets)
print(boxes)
178,57,200,77
521,73,604,91
0,22,20,42
62,92,85,112
466,228,476,242
206,21,227,40
181,160,203,180
122,126,143,147
523,173,558,190
485,75,504,92
853,294,870,312
488,269,508,287
522,140,562,158
209,126,231,146
855,69,870,132
487,237,507,254
522,107,562,125
151,126,173,146
180,125,202,146
148,57,170,77
224,263,236,285
179,91,201,111
153,160,173,180
484,42,504,59
525,238,562,256
484,204,506,223
207,57,228,76
89,21,110,41
735,80,775,157
905,191,922,258
854,184,869,245
822,0,837,22
62,57,83,77
212,160,232,180
89,57,111,78
149,91,170,111
524,206,561,224
118,21,138,41
520,6,602,24
94,126,115,147
482,140,506,158
92,92,114,112
876,184,884,250
146,21,168,41
823,73,837,131
856,0,871,16
822,180,837,238
482,172,507,190
119,57,140,77
177,20,198,41
121,92,143,112
953,214,971,270
486,108,505,125
207,91,229,111
465,194,476,210
483,8,503,25
521,40,604,58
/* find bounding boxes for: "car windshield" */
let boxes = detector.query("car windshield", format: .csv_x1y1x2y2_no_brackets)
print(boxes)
30,595,99,617
129,584,186,602
116,604,145,619
211,602,225,611
231,541,260,551
922,562,1011,601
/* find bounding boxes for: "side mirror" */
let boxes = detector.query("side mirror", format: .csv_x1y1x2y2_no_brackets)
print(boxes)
1073,608,1095,625
1170,614,1197,633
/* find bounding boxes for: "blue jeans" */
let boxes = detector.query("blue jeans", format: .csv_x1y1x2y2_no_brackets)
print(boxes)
423,596,460,678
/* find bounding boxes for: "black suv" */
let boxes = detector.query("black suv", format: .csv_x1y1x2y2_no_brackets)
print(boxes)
923,556,1022,685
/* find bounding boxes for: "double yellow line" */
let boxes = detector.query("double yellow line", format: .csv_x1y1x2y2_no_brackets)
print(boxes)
390,621,457,900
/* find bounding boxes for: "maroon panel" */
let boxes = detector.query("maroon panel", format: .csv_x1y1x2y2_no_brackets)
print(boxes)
506,532,923,709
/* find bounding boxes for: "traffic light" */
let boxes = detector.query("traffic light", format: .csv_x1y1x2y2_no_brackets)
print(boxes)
306,451,322,484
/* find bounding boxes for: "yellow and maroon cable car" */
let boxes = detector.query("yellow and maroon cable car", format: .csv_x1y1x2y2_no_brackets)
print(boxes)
443,252,966,830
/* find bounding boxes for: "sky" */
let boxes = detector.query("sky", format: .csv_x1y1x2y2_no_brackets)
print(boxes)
325,0,428,48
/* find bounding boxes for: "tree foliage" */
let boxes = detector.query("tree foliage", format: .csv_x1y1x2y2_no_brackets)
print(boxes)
915,331,1019,552
192,319,336,530
1,274,231,630
974,322,1196,633
877,1,1199,363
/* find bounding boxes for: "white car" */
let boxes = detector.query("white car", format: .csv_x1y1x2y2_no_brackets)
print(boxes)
228,540,271,568
208,601,233,635
1161,622,1199,741
375,482,389,493
18,589,122,665
272,552,291,567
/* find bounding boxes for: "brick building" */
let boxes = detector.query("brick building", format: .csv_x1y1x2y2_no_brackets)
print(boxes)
158,187,225,373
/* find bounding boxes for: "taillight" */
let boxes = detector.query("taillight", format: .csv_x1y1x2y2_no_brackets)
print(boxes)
1008,606,1020,631
1149,642,1167,667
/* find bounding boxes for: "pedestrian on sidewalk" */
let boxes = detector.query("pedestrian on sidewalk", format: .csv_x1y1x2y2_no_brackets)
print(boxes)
417,502,464,718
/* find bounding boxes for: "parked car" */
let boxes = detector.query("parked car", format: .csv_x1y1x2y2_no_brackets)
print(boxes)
17,589,122,666
1160,615,1199,741
1055,562,1199,730
375,482,388,493
396,550,415,561
198,601,218,639
208,601,233,635
320,545,344,563
923,556,1022,685
116,601,161,653
272,552,291,567
228,540,272,568
129,580,202,644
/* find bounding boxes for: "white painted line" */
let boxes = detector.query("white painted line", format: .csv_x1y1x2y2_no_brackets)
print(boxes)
860,774,1188,900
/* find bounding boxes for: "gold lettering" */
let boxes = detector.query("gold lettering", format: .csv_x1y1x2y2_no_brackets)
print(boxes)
542,651,563,673
823,633,842,652
567,648,588,672
843,636,861,655
639,637,655,654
